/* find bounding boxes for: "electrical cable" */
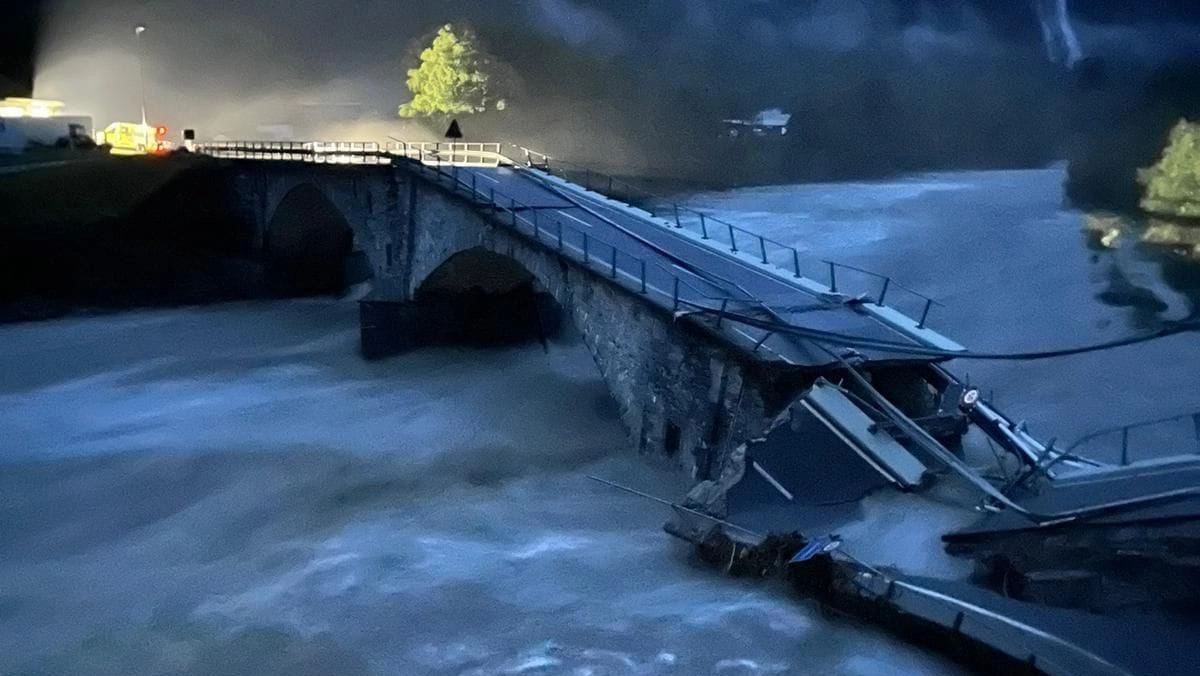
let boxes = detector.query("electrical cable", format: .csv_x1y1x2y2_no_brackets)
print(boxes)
690,305,1200,362
512,162,1200,363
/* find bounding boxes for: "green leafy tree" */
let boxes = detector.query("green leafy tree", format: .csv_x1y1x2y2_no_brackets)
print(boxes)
399,24,501,118
1140,119,1200,218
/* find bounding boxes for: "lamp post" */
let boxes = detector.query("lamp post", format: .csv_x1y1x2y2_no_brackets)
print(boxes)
135,24,147,128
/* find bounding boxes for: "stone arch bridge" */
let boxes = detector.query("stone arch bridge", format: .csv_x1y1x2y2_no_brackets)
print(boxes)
201,142,964,482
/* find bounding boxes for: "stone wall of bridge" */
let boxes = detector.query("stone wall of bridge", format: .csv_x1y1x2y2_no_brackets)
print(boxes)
220,160,803,471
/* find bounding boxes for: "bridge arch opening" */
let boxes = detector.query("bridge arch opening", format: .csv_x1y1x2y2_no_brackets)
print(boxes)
414,247,561,347
266,184,366,296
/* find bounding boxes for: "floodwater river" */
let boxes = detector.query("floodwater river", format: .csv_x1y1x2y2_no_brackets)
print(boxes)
2,165,1195,675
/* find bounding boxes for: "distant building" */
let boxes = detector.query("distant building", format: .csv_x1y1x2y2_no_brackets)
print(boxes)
0,97,93,152
0,97,67,118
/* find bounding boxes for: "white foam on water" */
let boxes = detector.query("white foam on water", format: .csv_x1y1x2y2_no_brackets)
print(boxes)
0,267,981,674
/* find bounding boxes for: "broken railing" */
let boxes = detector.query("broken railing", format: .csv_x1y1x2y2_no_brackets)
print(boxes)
514,145,942,325
1066,409,1200,466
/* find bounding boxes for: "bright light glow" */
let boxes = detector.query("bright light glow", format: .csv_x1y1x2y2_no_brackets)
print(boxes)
0,98,66,118
156,126,167,137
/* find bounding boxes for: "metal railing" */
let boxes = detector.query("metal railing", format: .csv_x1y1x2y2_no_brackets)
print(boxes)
388,142,506,167
408,159,762,321
515,145,942,326
195,140,389,165
1066,409,1200,466
196,140,508,168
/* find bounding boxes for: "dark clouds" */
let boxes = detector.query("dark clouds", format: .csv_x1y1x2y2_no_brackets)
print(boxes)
26,1,1200,179
0,2,41,95
32,1,1194,122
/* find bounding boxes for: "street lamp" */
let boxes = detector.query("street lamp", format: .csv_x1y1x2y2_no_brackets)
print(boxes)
135,24,147,128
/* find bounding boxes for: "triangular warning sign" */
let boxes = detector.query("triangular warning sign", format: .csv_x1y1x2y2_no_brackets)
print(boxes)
444,119,463,139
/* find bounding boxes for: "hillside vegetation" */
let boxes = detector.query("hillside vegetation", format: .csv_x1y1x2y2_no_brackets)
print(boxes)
1140,119,1200,218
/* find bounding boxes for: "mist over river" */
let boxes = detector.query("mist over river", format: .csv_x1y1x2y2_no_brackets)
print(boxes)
2,165,1196,675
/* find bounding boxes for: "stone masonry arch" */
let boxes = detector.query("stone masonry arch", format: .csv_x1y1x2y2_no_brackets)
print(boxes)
225,162,791,472
405,183,782,470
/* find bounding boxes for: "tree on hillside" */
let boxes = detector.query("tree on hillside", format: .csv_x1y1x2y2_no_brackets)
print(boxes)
399,24,503,119
1140,119,1200,218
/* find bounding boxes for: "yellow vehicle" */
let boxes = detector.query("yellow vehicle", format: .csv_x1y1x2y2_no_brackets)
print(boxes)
94,122,171,155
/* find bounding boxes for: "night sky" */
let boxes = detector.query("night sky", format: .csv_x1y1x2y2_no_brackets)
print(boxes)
7,2,1198,103
0,2,41,96
3,1,1198,179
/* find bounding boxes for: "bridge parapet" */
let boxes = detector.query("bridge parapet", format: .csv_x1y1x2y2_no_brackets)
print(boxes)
196,140,390,165
195,140,510,168
388,142,507,168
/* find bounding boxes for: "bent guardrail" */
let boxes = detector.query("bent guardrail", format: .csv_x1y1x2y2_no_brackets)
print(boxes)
515,145,942,326
1067,409,1200,466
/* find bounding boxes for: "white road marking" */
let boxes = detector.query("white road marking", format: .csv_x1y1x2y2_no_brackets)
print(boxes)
556,209,595,229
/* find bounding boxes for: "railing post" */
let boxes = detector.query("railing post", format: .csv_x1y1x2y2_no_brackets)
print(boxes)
1121,427,1130,466
919,298,933,328
471,172,477,198
728,224,738,253
759,237,768,264
792,249,801,278
828,262,838,292
532,209,540,241
607,175,614,194
583,232,590,264
879,277,891,306
673,204,682,228
557,220,564,252
717,298,728,327
672,277,680,311
639,260,647,294
699,214,709,239
610,247,618,279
